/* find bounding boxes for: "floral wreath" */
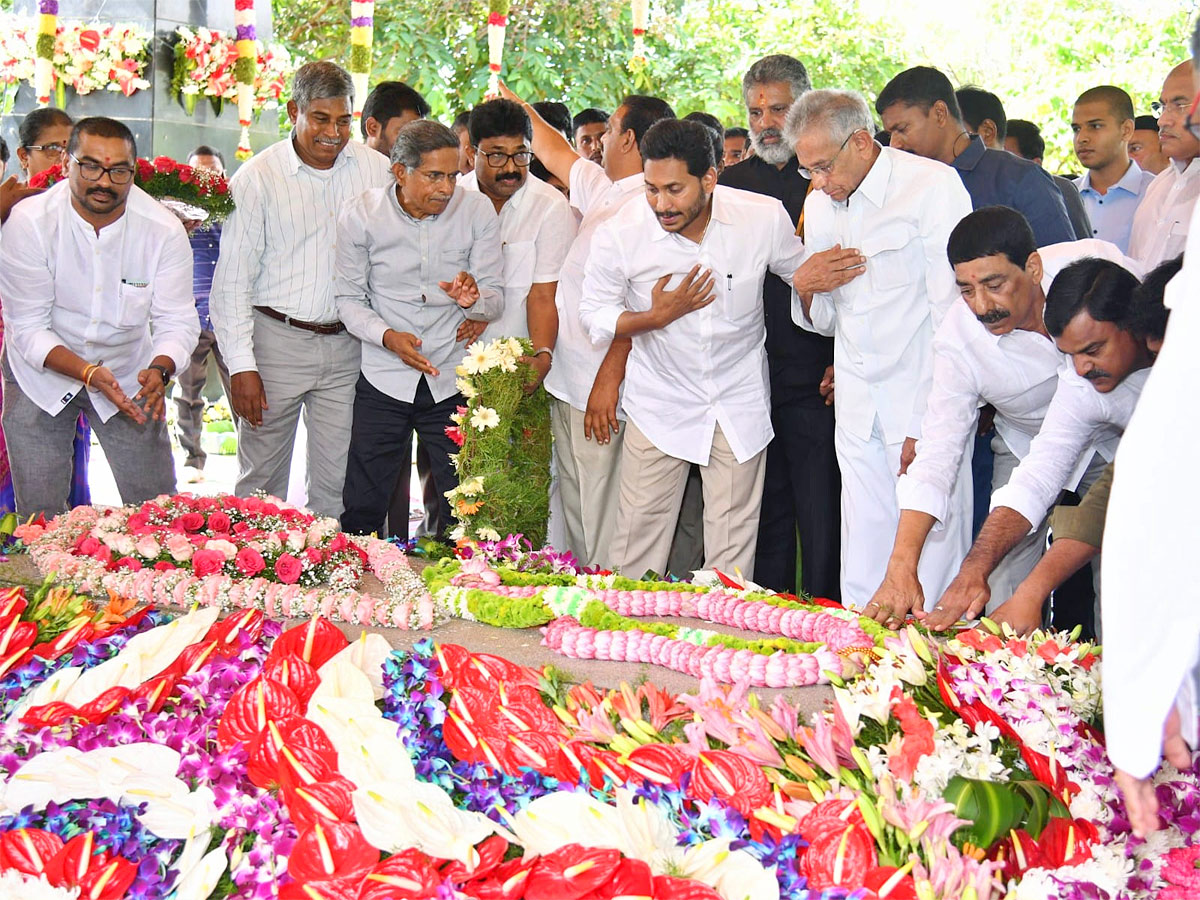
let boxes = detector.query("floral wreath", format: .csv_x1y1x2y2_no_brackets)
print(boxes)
170,25,292,118
29,156,235,223
18,493,438,629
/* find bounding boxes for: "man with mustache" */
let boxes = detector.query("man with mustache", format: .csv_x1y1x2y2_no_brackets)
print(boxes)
917,255,1153,631
718,53,841,601
210,61,393,519
0,116,198,516
1128,61,1200,268
335,120,503,539
863,206,1139,627
573,108,608,165
579,118,806,578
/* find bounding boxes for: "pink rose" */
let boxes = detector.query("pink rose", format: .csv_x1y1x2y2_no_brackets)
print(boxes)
304,548,323,565
178,512,205,532
235,547,265,576
126,512,150,532
232,521,251,535
205,538,238,560
192,548,226,577
261,503,281,517
274,553,302,584
207,511,232,533
134,535,161,558
92,544,112,564
78,537,101,556
243,497,264,515
165,534,194,562
114,556,142,571
329,532,349,552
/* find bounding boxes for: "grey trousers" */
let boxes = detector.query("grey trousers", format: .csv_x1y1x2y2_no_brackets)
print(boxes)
174,328,232,470
234,311,360,519
2,355,175,517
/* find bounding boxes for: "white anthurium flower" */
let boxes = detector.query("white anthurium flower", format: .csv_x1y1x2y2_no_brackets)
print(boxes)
122,778,216,841
309,656,376,707
678,838,780,900
332,733,415,789
60,653,143,707
5,665,82,724
503,790,623,858
166,825,213,894
319,632,392,700
354,779,495,864
171,845,228,900
89,743,182,788
1,748,93,812
611,789,681,870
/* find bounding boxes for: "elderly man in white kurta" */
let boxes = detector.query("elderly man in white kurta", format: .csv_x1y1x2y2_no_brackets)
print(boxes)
579,119,805,579
787,89,973,610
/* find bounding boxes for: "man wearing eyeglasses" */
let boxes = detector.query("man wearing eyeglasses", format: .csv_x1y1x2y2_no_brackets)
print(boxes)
334,119,503,539
1128,62,1200,269
0,116,198,517
788,90,973,610
459,99,576,384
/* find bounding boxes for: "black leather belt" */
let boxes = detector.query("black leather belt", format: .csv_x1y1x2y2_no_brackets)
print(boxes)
253,305,346,335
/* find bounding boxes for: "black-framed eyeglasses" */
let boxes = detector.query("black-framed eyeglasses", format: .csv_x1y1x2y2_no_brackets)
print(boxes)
798,129,864,179
69,154,136,184
482,150,533,168
24,142,66,154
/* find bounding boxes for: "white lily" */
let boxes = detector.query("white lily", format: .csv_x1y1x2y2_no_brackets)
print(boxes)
503,791,623,858
677,837,780,900
320,632,393,700
354,779,495,865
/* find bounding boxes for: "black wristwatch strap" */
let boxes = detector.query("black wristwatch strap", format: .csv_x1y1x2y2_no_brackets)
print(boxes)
149,363,172,384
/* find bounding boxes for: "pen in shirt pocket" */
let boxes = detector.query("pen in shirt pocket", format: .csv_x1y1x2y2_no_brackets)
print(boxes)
726,273,733,293
120,278,149,288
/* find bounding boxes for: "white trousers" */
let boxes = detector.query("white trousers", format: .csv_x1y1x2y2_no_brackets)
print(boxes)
549,398,623,568
985,434,1048,611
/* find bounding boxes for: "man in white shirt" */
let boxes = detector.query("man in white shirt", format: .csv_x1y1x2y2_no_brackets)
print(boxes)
0,117,198,516
864,206,1138,627
579,119,805,577
459,99,576,364
788,89,974,608
334,120,503,538
210,61,392,518
1128,62,1200,269
924,256,1153,630
499,81,674,566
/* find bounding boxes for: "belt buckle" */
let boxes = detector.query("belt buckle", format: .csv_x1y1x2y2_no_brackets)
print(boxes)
283,313,294,328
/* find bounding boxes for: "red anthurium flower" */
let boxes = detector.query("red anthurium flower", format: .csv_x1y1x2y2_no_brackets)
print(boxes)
504,730,560,776
20,701,79,728
277,878,360,900
216,676,302,749
461,856,535,900
44,833,109,888
267,617,348,669
263,655,321,708
440,836,509,885
129,673,177,715
496,683,563,737
249,717,338,790
0,828,63,875
687,750,772,816
31,621,95,659
1037,817,1097,868
0,586,28,622
277,741,338,790
712,568,745,591
447,685,493,727
76,686,133,725
163,640,227,679
990,828,1045,881
288,821,379,884
524,845,621,900
798,799,866,844
77,856,138,900
625,743,691,787
800,821,879,890
206,608,266,648
283,778,357,830
0,618,37,660
433,643,472,690
652,875,724,900
606,857,654,897
863,866,919,900
459,652,535,692
358,848,443,900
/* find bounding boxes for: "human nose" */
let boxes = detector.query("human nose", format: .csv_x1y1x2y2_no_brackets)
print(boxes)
1073,355,1093,378
888,132,906,151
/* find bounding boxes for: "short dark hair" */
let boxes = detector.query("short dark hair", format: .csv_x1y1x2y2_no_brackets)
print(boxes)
956,86,1007,140
683,111,725,165
1005,120,1045,161
468,98,531,146
641,118,715,178
0,136,8,165
1044,257,1140,337
451,111,471,134
572,108,609,132
947,206,1037,270
1131,255,1181,341
724,126,749,140
360,81,430,139
1074,85,1135,124
188,144,225,166
532,101,572,139
68,117,136,160
1133,114,1159,131
876,66,962,122
618,95,676,150
19,107,72,148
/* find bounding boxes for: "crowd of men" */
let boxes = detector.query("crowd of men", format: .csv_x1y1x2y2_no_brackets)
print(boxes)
1,34,1199,829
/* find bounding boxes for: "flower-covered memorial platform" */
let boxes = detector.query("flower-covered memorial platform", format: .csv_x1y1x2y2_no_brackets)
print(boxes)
0,494,1197,899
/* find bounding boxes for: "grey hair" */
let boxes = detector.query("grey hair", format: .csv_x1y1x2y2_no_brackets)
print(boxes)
390,119,459,168
784,89,874,148
291,60,354,111
741,54,811,106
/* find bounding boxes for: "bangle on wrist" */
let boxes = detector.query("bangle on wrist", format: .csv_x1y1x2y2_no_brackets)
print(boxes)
532,346,553,363
81,364,98,389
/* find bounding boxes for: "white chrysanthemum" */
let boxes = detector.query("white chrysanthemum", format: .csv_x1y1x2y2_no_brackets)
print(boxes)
456,377,477,400
448,524,466,542
461,344,491,375
505,337,525,358
469,406,500,431
0,870,79,900
480,341,504,370
476,527,501,541
459,477,485,496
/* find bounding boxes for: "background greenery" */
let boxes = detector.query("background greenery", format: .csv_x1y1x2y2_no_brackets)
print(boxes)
273,0,1198,172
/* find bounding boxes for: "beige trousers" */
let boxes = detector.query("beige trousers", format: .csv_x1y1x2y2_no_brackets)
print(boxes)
610,421,767,580
549,398,623,568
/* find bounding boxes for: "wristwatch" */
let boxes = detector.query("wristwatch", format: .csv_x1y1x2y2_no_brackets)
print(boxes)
148,363,172,385
532,347,553,363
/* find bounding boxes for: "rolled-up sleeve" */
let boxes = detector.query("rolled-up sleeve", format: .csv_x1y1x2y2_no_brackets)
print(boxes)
334,198,389,347
209,173,266,375
579,222,628,346
0,212,65,371
149,225,200,375
464,209,504,323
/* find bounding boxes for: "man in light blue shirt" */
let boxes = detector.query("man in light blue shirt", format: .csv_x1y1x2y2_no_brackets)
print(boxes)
1072,86,1155,254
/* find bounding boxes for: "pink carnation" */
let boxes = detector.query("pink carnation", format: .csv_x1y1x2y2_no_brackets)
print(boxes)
274,553,302,584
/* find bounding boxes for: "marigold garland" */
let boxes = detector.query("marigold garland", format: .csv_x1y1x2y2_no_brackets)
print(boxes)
233,0,257,160
348,0,375,130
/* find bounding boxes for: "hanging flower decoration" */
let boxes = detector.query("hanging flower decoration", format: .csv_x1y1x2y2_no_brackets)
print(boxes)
486,0,509,98
52,23,151,105
233,0,257,160
170,25,292,117
348,0,374,131
34,0,56,106
629,0,648,71
0,18,34,115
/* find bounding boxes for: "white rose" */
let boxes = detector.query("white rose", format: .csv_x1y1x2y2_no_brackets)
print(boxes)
204,539,239,560
286,531,306,552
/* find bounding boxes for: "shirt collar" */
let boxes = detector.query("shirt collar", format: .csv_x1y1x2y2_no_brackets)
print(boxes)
1078,160,1150,197
390,182,455,223
648,189,730,242
284,130,352,175
852,146,892,208
1172,156,1200,178
951,134,986,173
614,171,644,193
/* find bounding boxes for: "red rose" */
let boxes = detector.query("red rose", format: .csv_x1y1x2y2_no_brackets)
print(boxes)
215,182,229,195
78,537,101,556
208,511,232,533
153,561,177,571
136,159,155,181
305,548,323,565
114,556,142,571
329,532,349,552
126,513,150,531
178,512,205,532
261,503,281,517
192,549,226,577
236,547,266,576
177,165,193,184
274,553,302,584
243,497,264,515
153,155,176,174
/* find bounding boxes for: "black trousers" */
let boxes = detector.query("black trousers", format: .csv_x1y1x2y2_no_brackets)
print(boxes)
753,394,841,600
341,375,461,540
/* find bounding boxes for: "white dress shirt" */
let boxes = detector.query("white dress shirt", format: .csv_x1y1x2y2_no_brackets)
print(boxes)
0,181,198,422
898,239,1140,526
334,185,503,404
579,186,804,465
1128,156,1200,269
209,135,392,375
543,160,643,413
989,364,1148,531
459,171,577,342
793,147,973,444
1102,192,1200,778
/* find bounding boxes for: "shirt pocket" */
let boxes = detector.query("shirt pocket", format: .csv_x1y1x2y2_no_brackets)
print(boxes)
502,240,537,292
861,225,921,295
117,281,153,327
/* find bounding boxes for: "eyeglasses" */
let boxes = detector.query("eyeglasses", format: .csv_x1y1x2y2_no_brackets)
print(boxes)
24,143,66,154
1151,98,1192,119
69,154,135,184
798,129,864,179
482,150,533,168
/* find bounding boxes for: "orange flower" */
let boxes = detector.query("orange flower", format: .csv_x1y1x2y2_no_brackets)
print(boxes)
456,498,484,515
